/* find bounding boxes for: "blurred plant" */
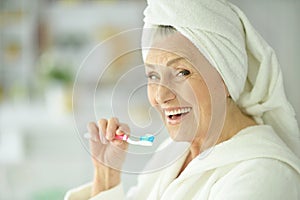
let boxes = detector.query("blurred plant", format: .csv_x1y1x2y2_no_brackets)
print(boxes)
38,52,74,113
39,52,74,87
44,64,73,85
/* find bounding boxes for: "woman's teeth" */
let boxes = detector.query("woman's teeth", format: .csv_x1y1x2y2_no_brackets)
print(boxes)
165,107,191,118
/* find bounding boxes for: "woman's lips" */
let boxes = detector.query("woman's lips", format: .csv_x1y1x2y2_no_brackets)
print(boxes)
164,107,192,125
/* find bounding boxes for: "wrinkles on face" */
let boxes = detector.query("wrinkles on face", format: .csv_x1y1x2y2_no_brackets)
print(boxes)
145,47,209,142
144,31,227,153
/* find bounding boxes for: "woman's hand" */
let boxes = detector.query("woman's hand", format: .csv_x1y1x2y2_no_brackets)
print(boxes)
87,118,130,196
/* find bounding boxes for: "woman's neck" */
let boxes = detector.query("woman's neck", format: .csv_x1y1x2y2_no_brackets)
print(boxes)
188,98,257,161
217,98,257,145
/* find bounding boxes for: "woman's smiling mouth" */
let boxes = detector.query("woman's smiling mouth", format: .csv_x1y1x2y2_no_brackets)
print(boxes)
164,107,192,125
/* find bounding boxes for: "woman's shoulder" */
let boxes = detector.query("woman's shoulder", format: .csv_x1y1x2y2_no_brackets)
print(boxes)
230,157,300,180
189,125,300,175
209,157,300,200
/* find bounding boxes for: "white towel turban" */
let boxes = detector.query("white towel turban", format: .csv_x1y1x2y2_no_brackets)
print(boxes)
142,0,300,158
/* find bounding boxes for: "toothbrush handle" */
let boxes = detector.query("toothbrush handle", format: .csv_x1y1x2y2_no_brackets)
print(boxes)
114,134,129,141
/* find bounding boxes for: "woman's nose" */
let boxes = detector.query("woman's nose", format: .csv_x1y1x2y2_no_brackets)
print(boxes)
155,83,176,104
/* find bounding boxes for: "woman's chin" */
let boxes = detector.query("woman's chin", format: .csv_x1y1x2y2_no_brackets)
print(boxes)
168,133,194,143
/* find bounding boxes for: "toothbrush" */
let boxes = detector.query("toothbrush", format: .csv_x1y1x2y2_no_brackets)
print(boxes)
84,132,155,147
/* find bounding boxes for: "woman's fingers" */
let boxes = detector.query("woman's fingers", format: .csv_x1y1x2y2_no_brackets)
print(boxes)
88,118,129,171
116,123,130,136
93,117,130,144
106,117,119,140
97,119,108,144
87,122,100,142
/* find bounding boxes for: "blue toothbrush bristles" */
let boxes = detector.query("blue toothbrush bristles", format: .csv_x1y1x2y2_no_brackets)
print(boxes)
139,135,155,142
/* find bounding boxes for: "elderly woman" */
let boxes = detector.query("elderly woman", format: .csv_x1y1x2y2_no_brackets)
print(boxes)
65,0,300,199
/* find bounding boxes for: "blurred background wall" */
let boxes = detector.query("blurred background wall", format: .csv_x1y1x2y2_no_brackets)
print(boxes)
0,0,299,199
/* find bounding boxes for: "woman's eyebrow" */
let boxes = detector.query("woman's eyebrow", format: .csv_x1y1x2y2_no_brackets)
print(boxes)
145,57,185,68
144,63,156,69
166,57,185,66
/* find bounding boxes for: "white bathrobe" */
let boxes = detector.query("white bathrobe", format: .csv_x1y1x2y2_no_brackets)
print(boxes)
65,125,300,200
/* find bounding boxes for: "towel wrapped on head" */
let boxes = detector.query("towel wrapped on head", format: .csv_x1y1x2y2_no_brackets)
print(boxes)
142,0,300,158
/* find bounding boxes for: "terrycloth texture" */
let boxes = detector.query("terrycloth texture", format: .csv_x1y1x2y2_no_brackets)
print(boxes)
142,0,300,158
65,125,300,199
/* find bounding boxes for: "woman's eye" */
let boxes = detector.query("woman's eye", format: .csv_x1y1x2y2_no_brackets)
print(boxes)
177,69,191,77
147,73,160,81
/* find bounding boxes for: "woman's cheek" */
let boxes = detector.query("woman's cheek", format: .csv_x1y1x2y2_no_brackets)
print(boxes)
147,84,156,107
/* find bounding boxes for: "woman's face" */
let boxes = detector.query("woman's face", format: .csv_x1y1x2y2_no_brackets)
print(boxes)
144,32,224,144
